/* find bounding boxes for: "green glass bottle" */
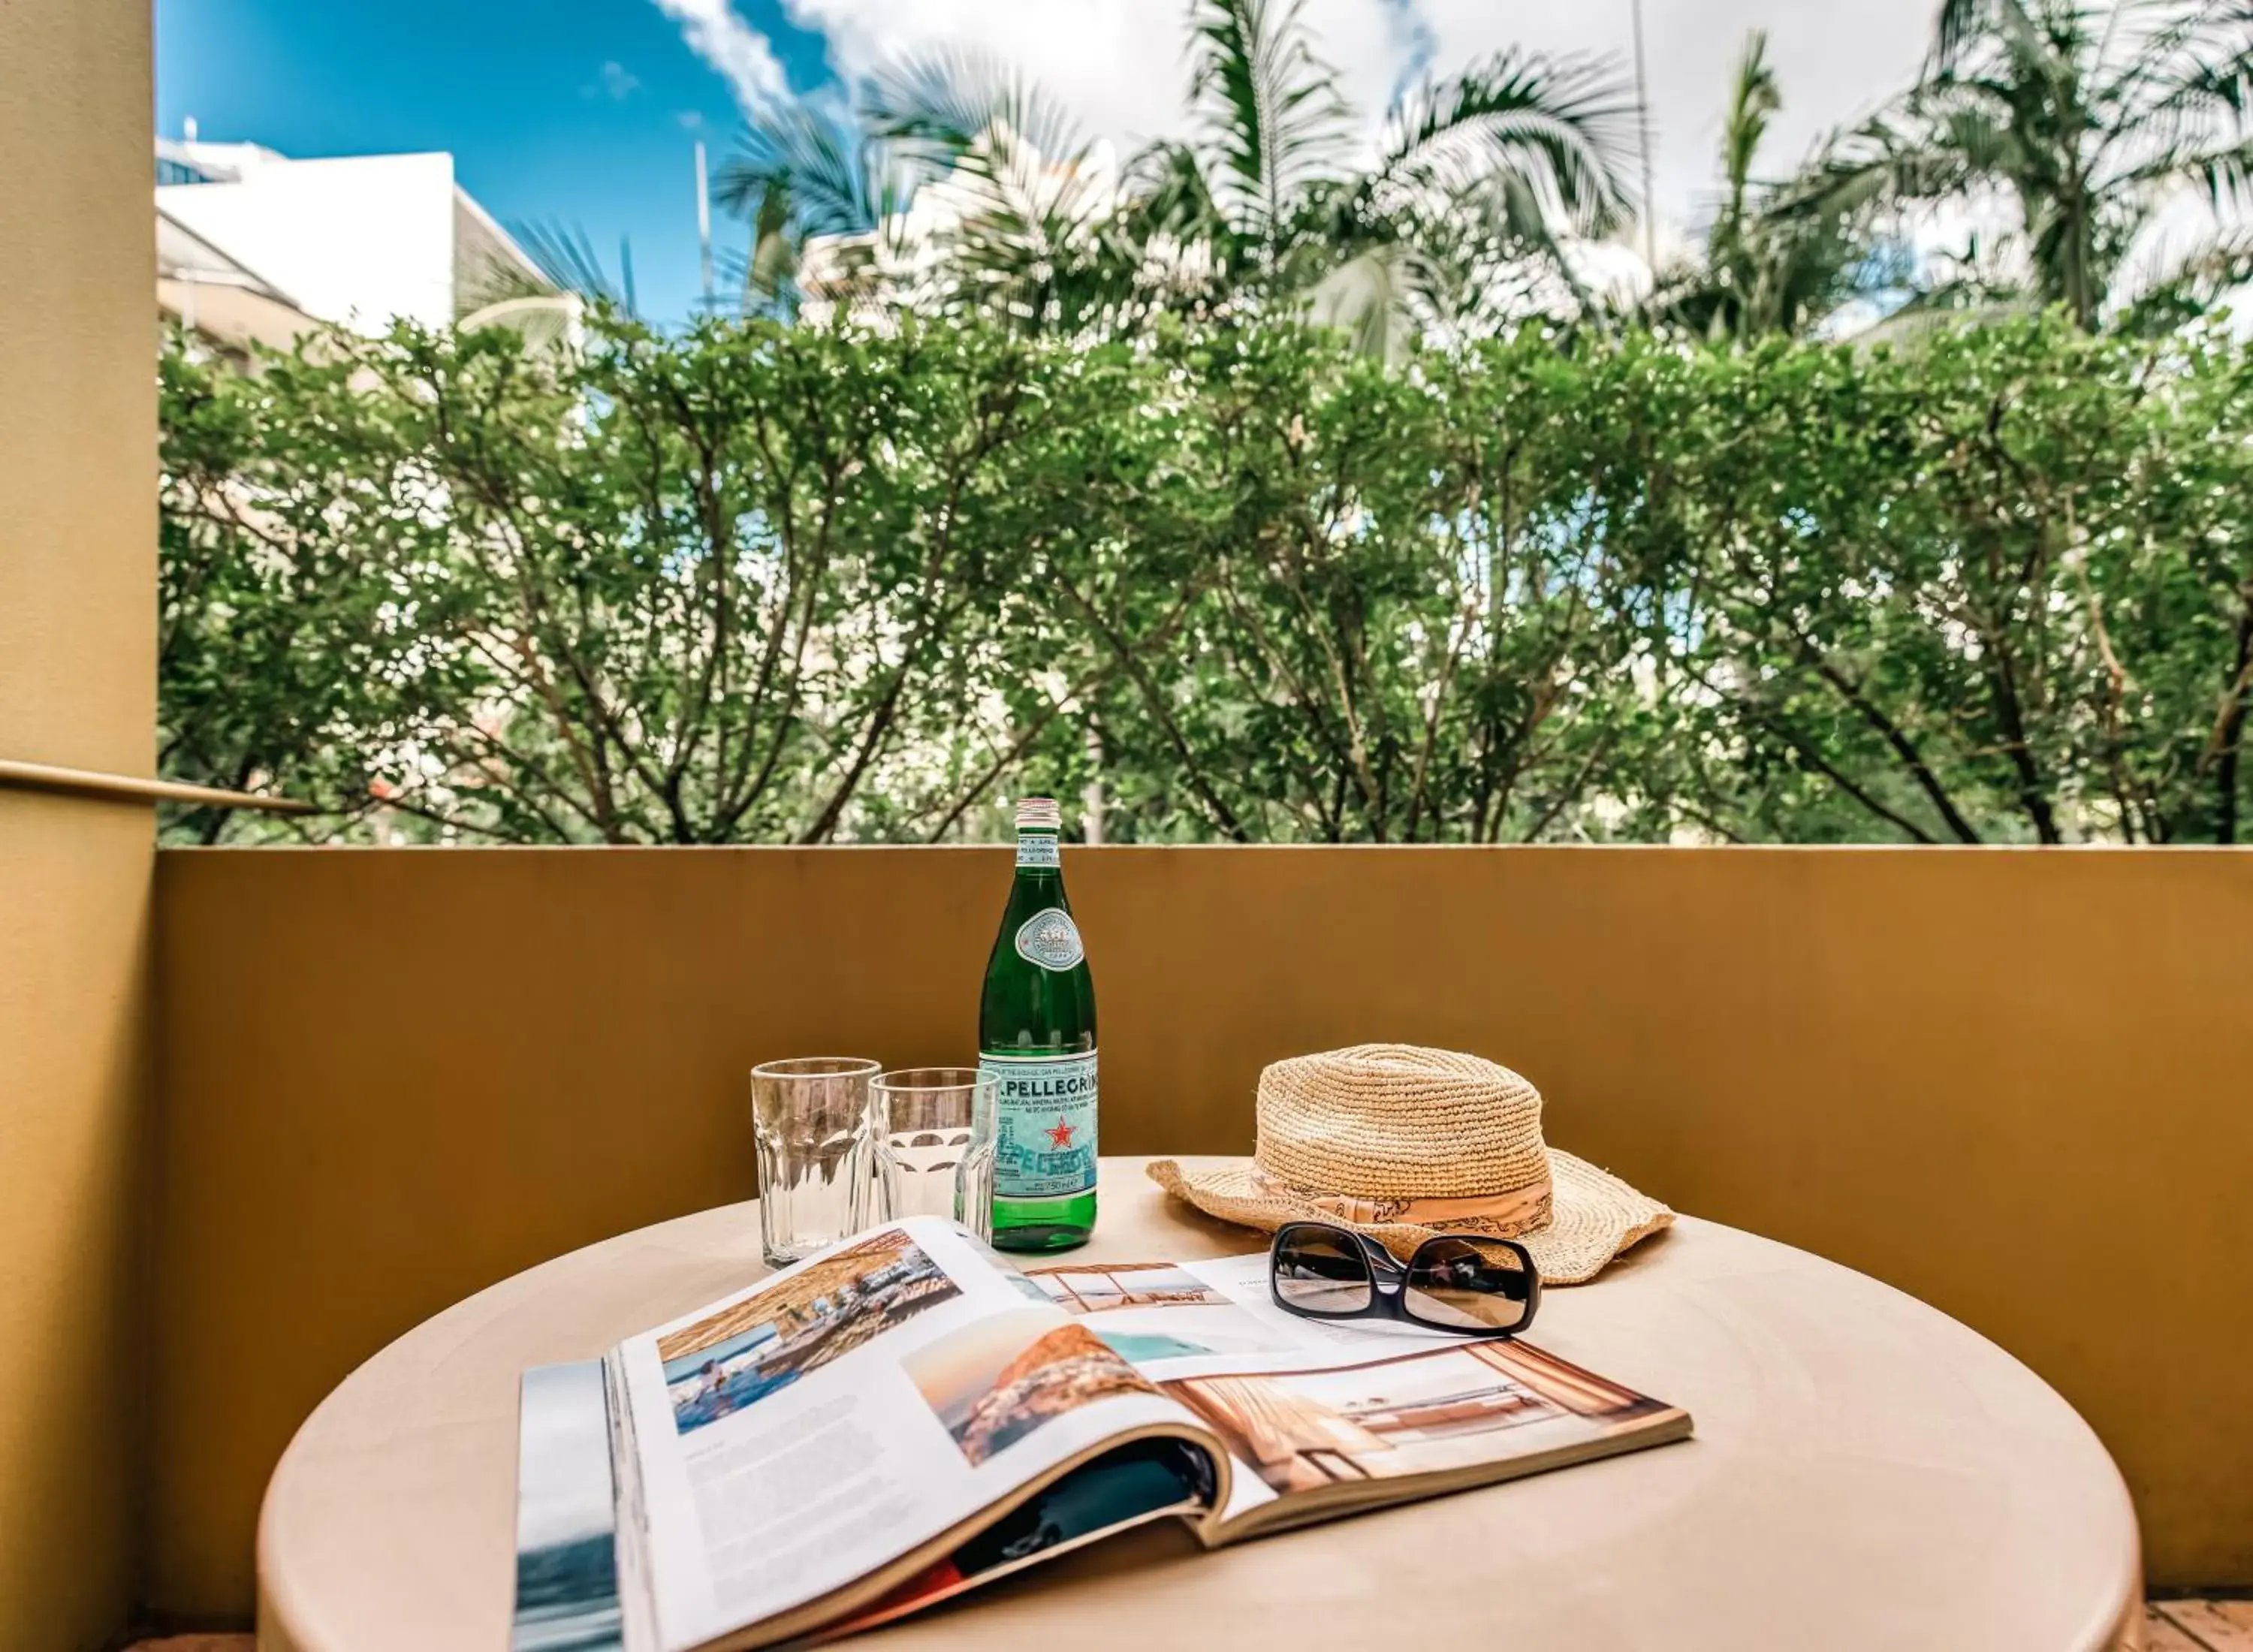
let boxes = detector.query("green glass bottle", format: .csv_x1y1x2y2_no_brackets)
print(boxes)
980,797,1097,1252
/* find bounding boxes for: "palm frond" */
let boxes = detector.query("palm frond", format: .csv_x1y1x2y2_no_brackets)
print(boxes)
1721,30,1783,213
1371,48,1635,234
1935,0,2057,78
505,219,637,313
1770,113,1980,225
2113,223,2253,333
2098,0,2253,131
715,99,887,241
1121,138,1226,241
714,98,906,317
1186,0,1354,244
856,49,1128,333
2114,130,2253,210
867,47,1092,184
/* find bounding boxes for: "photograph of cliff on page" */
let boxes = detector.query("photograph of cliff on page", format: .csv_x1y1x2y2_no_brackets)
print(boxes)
538,1220,1691,1652
904,1306,1164,1467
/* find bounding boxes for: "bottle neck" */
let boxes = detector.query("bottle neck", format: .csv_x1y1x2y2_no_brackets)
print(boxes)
1015,828,1061,879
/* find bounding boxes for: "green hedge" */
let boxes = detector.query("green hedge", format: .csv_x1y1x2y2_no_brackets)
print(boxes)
159,312,2253,843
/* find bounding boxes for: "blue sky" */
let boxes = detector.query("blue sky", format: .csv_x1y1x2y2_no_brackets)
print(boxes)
156,0,839,324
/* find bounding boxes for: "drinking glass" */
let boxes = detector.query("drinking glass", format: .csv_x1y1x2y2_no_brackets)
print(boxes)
751,1056,881,1265
871,1067,998,1241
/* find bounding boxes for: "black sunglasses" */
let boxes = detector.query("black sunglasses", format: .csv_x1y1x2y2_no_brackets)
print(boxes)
1269,1220,1541,1337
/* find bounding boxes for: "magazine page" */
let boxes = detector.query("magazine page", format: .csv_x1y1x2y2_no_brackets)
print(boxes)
610,1216,1220,1652
1021,1253,1688,1530
1018,1253,1466,1521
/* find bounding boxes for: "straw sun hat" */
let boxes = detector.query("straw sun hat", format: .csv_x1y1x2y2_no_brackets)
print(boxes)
1148,1045,1672,1286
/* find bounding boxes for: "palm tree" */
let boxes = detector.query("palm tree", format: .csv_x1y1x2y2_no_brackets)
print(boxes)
717,0,1637,348
1783,0,2253,330
711,96,908,319
1652,32,1872,340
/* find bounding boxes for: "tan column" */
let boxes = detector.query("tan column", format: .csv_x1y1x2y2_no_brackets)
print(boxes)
0,0,158,1645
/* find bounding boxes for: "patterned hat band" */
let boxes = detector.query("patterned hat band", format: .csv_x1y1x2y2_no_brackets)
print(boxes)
1246,1165,1555,1240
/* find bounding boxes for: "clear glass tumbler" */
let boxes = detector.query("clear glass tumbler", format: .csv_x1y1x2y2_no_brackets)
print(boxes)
872,1067,999,1241
750,1056,881,1265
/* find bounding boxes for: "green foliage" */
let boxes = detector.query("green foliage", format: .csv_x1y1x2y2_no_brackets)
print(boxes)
158,313,2253,845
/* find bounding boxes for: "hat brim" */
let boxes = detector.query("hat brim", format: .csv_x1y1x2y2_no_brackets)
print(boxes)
1145,1150,1672,1286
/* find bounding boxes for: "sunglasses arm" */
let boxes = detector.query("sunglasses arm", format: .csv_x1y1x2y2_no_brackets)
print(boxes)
1351,1232,1406,1280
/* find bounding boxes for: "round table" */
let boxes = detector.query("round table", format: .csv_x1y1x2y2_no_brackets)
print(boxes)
259,1158,2140,1652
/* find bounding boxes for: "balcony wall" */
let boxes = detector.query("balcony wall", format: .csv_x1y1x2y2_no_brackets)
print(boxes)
149,844,2253,1619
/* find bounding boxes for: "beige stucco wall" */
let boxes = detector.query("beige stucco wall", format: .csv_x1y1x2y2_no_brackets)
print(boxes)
151,846,2253,1619
0,0,159,1645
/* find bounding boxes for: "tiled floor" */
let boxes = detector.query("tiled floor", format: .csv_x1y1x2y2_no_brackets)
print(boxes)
2149,1599,2253,1650
124,1602,2253,1651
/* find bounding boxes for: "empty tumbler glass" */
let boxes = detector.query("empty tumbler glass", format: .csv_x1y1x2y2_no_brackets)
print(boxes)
872,1067,998,1241
751,1056,881,1265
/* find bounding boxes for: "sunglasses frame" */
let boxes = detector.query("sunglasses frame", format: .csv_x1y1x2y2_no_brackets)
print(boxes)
1267,1219,1541,1337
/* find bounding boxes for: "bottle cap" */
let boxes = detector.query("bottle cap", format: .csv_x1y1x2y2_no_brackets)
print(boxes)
1014,797,1063,831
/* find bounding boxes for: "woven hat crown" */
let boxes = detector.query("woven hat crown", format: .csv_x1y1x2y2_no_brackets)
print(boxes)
1253,1043,1547,1200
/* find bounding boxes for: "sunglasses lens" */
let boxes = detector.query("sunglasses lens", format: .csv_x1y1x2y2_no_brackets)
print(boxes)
1274,1225,1374,1315
1404,1237,1534,1332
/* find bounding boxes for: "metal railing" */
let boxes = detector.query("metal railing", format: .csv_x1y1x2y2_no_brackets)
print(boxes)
0,758,313,814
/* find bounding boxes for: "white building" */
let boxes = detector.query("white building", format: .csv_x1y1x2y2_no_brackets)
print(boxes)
156,138,565,353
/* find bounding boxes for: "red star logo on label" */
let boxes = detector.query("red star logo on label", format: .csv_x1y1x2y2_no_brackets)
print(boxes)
1045,1117,1076,1150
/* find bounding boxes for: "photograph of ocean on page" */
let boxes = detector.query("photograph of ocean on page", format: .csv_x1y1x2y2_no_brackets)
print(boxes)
512,1361,623,1652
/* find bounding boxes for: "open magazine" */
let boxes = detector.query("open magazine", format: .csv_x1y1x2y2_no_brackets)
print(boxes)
511,1216,1691,1652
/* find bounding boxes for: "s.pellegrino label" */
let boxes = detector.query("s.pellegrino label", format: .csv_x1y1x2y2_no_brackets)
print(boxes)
981,1050,1097,1200
979,797,1098,1253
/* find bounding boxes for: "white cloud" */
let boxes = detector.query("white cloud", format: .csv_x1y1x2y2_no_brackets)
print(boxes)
590,59,642,101
650,0,792,113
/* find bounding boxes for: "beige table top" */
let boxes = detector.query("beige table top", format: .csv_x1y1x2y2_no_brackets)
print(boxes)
258,1159,2140,1652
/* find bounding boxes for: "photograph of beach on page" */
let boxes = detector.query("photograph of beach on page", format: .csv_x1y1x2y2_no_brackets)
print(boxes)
659,1227,960,1434
1166,1339,1679,1496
